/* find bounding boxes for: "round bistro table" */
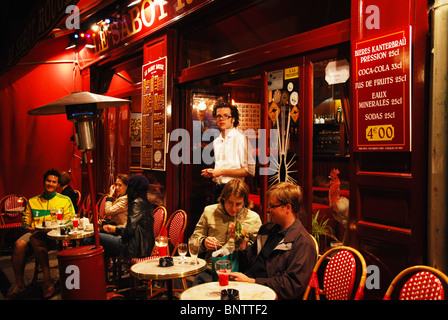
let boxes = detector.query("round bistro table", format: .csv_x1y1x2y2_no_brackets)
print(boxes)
180,280,277,300
130,256,206,299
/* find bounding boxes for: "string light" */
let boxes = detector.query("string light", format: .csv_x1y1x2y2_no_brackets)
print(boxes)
128,0,141,7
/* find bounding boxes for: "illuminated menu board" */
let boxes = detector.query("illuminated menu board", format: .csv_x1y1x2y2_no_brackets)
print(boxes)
141,57,167,170
353,27,412,152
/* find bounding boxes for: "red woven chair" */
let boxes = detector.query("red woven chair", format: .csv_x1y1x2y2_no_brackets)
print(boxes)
153,206,167,239
74,190,82,210
166,209,187,256
310,234,319,261
96,194,108,221
79,193,91,219
383,265,448,300
0,195,27,252
149,206,168,256
303,246,367,300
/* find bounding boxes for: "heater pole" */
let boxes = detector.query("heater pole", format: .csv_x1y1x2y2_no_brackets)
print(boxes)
85,150,100,248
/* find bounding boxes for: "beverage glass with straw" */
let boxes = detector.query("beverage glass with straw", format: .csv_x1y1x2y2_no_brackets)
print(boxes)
72,215,79,232
57,208,63,225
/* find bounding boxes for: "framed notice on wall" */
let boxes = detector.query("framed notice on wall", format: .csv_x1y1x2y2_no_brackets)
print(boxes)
353,26,412,152
141,57,167,170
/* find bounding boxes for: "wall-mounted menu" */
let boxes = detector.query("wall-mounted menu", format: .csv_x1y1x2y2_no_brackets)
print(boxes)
353,27,411,152
141,57,167,170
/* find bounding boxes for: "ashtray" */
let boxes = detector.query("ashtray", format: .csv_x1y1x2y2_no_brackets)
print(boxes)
60,228,71,235
159,256,174,267
221,289,240,300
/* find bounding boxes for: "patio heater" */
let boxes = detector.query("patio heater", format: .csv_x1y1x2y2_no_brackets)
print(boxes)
28,92,130,300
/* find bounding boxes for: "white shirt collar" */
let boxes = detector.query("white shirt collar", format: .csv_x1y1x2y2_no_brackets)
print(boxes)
219,127,238,140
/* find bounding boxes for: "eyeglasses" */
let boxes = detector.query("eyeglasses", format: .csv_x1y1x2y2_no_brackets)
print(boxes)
266,203,284,209
216,114,232,120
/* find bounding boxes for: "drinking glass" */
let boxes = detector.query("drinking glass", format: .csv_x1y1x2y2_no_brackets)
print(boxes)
215,259,232,289
72,216,79,232
57,208,63,224
155,236,168,256
188,237,200,265
50,208,57,219
177,243,188,264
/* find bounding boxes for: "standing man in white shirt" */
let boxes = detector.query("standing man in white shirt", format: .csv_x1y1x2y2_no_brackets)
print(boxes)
201,102,256,202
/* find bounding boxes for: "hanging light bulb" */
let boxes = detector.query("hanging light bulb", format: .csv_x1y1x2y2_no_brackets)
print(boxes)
91,24,100,32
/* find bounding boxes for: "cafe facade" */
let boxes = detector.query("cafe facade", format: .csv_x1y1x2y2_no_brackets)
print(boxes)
1,0,446,299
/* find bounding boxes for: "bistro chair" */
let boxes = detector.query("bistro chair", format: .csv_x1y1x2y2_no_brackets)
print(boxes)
74,190,82,209
166,209,187,256
310,234,320,261
79,193,91,219
383,265,448,300
0,195,27,252
96,194,108,222
151,205,168,254
303,246,367,300
153,206,168,238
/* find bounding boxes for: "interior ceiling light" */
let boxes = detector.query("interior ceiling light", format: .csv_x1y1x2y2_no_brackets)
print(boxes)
66,41,77,50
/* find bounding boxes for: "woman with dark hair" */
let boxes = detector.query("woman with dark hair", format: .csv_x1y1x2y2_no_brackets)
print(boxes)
85,175,154,260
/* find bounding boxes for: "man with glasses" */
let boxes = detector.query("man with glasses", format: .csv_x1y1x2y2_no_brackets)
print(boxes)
230,182,316,299
201,102,255,202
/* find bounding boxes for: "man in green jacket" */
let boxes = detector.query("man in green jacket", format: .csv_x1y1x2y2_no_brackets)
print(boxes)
6,169,75,299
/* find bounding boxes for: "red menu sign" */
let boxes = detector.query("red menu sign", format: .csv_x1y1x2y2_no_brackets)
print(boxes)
353,27,412,151
141,57,167,170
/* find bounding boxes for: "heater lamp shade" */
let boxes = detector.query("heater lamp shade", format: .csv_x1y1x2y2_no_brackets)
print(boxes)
27,91,131,116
